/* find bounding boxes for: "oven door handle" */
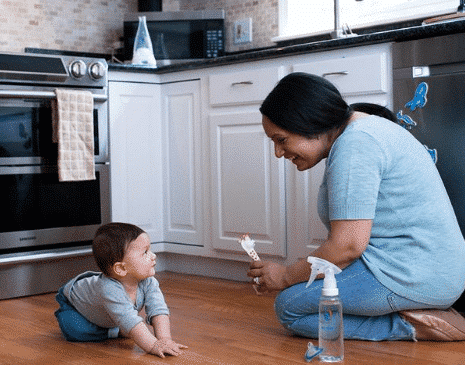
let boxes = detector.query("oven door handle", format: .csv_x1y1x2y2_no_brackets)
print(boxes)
0,90,107,102
0,246,93,266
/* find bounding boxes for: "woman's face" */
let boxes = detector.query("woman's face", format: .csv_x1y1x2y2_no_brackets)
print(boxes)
262,115,334,171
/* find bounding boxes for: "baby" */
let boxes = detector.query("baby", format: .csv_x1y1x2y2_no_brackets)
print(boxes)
54,222,187,358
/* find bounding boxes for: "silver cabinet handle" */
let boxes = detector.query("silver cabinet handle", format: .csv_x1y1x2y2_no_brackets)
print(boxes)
231,81,253,86
322,71,349,77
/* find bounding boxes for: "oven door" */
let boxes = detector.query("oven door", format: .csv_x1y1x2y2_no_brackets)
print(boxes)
0,88,108,165
0,163,110,251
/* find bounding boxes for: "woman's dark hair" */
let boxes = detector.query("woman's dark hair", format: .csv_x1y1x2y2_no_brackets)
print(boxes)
260,72,396,137
349,102,397,122
92,222,145,276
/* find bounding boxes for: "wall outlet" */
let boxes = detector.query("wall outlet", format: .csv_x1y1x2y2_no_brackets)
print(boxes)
234,18,252,44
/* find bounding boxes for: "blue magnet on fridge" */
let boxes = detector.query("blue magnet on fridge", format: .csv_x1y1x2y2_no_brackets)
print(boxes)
405,82,428,111
396,111,417,130
424,145,438,164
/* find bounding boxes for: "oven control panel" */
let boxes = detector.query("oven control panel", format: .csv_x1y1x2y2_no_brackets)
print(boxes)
69,60,106,81
0,52,108,88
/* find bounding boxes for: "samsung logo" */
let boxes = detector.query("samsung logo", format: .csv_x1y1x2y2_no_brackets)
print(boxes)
20,236,37,241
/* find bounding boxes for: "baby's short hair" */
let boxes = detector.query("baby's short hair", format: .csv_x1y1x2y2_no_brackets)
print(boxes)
92,222,145,276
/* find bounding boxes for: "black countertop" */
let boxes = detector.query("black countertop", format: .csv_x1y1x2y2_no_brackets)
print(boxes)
112,18,465,74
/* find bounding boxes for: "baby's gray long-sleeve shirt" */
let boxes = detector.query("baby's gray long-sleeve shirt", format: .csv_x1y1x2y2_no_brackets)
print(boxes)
63,271,170,335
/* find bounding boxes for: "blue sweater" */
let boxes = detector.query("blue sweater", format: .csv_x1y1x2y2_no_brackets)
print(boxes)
318,116,465,305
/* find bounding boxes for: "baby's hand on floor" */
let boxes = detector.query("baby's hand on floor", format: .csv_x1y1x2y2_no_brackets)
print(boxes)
150,338,188,358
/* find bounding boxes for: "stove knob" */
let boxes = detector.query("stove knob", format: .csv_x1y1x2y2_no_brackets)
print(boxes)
89,61,106,80
69,60,87,78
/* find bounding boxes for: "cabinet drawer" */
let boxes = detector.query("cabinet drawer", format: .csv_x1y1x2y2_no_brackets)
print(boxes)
293,53,388,96
209,67,282,106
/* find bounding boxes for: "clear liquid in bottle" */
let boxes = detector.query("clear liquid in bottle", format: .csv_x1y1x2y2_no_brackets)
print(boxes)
319,295,344,362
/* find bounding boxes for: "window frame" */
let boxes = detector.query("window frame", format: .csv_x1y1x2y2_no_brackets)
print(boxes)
275,0,460,42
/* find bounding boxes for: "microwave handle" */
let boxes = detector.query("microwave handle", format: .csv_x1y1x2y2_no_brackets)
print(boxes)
0,90,107,102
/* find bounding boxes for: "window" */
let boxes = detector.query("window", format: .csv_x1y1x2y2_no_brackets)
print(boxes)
277,0,459,41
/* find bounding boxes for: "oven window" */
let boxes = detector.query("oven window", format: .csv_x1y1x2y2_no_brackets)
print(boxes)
0,106,40,158
0,105,100,160
1,171,102,233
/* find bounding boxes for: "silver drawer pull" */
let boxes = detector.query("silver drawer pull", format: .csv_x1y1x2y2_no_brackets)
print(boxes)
231,81,254,86
322,71,349,77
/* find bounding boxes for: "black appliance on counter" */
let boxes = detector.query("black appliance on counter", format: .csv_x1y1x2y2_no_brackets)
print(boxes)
123,10,225,65
138,0,162,12
393,33,465,311
0,52,110,299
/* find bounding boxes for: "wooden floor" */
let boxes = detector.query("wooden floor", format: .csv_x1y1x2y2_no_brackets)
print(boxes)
0,272,464,365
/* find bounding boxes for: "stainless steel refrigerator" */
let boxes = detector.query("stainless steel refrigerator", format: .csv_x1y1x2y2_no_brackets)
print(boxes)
393,32,465,310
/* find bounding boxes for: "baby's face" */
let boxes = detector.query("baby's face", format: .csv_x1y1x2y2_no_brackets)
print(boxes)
122,233,156,280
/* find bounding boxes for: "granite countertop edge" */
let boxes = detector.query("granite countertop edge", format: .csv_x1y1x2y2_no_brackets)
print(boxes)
109,19,465,74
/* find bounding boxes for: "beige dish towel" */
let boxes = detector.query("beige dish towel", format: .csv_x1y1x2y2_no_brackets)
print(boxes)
52,89,95,181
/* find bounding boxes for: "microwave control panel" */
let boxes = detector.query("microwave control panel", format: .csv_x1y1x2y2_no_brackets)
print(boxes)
205,29,224,58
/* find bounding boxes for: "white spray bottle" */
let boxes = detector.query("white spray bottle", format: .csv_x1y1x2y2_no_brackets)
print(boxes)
306,257,344,362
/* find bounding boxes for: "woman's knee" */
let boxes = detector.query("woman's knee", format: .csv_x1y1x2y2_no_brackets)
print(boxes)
274,290,289,325
274,288,317,326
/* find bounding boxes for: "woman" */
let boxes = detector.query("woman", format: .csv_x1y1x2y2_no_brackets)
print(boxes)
247,72,465,341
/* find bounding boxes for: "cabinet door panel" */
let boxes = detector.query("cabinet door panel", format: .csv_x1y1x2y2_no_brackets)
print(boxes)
210,111,286,257
109,81,163,241
162,81,203,245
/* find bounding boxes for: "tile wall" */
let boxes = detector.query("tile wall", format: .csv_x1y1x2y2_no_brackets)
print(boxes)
0,0,277,56
0,0,137,54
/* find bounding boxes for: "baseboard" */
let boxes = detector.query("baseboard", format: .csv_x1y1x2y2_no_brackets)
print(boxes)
155,252,251,282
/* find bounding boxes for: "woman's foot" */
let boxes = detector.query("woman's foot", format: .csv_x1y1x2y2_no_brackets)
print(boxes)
400,308,465,341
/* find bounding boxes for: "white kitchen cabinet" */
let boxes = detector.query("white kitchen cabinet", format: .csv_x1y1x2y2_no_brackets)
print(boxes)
209,67,282,106
290,44,393,249
209,110,286,257
293,45,392,106
107,42,393,276
161,80,204,246
208,65,287,258
108,79,163,242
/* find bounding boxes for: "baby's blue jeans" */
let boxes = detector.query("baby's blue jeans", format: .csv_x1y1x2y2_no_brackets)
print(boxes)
55,287,119,342
274,259,450,341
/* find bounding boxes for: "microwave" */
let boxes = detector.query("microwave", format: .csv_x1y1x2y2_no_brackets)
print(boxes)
123,10,225,65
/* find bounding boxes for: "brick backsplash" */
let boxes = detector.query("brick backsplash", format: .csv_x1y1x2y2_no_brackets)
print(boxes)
0,0,137,54
0,0,277,56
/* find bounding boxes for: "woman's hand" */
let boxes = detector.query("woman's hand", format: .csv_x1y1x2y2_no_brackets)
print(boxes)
247,259,313,293
247,260,288,292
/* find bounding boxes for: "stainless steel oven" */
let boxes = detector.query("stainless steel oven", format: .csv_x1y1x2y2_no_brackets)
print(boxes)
0,52,110,299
